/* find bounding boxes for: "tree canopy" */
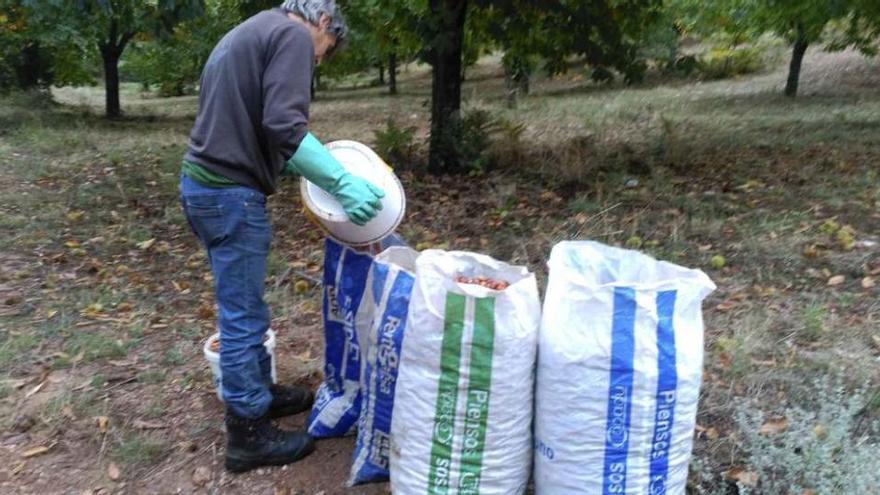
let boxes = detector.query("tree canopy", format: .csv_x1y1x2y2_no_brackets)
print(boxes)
672,0,880,96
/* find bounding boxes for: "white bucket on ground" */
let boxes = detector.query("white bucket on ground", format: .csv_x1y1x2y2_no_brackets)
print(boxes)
203,329,277,402
300,140,406,247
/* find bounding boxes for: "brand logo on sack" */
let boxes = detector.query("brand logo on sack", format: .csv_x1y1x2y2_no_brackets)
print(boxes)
432,390,456,446
461,390,489,456
650,390,676,461
458,472,481,494
534,438,555,460
326,285,341,319
377,316,401,387
369,429,391,469
427,294,466,495
606,385,630,448
344,313,359,364
606,462,626,494
649,290,679,492
430,457,451,493
602,287,637,495
649,474,668,495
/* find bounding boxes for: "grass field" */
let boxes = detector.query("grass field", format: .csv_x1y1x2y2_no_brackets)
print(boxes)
0,48,878,494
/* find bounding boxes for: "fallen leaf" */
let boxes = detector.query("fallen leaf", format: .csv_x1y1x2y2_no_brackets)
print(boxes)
4,377,28,389
133,419,167,430
22,445,50,458
46,310,58,319
136,238,156,250
737,179,765,192
751,358,777,367
705,427,720,440
66,210,86,222
24,380,46,399
802,244,820,259
871,335,880,352
81,303,105,318
64,240,80,249
96,415,109,433
192,465,211,486
107,462,120,481
12,461,25,475
715,301,737,311
760,416,789,436
61,406,76,420
862,277,875,289
695,424,719,440
70,350,86,364
725,467,758,487
197,304,215,320
4,292,23,305
813,424,828,440
827,275,845,286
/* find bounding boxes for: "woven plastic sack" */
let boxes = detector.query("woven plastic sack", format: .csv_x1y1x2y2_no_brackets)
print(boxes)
534,241,716,495
349,247,419,485
308,235,405,438
390,250,540,495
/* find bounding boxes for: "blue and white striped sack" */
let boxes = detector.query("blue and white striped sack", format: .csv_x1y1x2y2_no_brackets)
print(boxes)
534,241,716,495
349,246,419,485
308,236,406,438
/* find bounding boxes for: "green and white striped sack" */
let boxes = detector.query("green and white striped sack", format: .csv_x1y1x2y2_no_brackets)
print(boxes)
390,250,540,495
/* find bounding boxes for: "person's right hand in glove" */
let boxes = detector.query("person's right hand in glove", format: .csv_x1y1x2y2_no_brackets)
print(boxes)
285,133,385,225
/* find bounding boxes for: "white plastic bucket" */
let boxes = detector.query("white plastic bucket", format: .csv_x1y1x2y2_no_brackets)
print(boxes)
300,140,406,247
203,329,277,402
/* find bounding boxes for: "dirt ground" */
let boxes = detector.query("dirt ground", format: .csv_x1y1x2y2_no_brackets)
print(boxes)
1,48,879,494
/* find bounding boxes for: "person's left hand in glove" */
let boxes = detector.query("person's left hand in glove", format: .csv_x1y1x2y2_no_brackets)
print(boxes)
284,132,385,226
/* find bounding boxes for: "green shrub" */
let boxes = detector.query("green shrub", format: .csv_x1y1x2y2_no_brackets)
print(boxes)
487,117,527,167
698,47,764,80
373,118,418,170
667,54,699,76
430,109,497,174
452,109,495,173
124,41,200,97
733,380,880,494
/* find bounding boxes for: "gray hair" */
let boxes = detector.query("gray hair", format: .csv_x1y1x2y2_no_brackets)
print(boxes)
280,0,348,41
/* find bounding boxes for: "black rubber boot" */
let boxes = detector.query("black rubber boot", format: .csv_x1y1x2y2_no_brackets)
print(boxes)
266,384,315,419
224,412,315,473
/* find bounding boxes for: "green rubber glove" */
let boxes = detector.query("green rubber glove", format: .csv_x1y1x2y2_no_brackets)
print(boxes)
287,133,385,226
280,160,299,177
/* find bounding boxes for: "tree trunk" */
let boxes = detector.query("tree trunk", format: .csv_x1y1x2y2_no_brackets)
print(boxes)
100,45,121,118
503,53,530,109
97,20,133,119
427,0,468,174
389,51,398,95
504,67,517,109
19,41,47,89
785,27,809,97
378,63,385,85
518,71,530,96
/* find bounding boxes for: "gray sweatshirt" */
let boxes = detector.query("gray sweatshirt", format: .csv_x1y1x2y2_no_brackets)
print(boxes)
184,8,314,195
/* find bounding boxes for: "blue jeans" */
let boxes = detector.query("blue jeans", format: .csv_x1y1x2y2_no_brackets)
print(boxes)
180,175,273,419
